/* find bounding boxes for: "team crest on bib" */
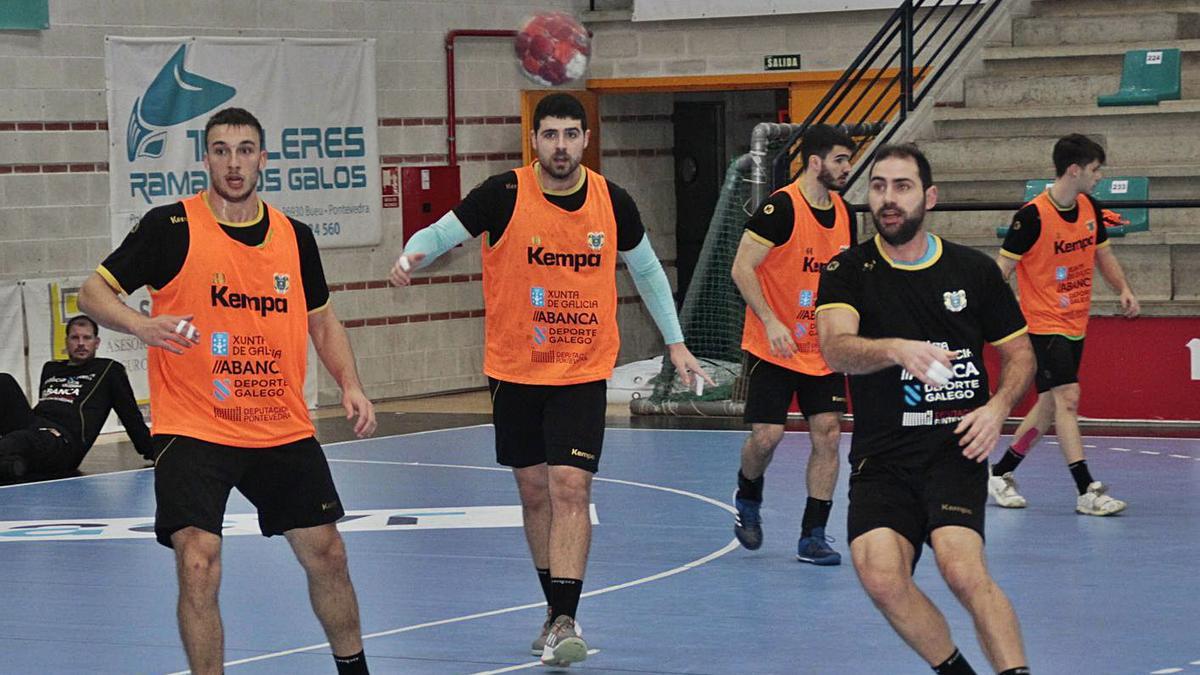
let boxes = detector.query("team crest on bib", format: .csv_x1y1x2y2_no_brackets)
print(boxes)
586,231,605,250
943,289,967,312
273,273,291,294
1086,220,1095,232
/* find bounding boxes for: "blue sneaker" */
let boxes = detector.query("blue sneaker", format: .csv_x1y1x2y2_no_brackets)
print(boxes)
797,527,841,566
733,492,763,550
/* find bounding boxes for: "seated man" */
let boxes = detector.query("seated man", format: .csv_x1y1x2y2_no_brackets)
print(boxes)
0,315,152,479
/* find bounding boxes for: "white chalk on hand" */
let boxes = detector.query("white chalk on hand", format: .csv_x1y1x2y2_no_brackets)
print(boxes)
693,376,705,396
923,361,954,387
398,255,411,272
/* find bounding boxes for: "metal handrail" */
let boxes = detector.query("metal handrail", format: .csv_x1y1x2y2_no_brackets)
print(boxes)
771,0,1005,190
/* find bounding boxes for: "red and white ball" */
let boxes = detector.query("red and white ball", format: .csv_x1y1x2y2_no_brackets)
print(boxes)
514,11,590,87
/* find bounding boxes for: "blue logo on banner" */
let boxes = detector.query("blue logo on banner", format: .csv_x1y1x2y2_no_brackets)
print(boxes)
1055,266,1068,281
799,290,814,307
211,331,229,356
126,44,236,162
903,384,922,406
531,287,545,307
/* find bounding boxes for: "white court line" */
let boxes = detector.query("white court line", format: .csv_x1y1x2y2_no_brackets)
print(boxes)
1139,451,1161,455
175,459,740,674
0,466,150,490
470,649,601,675
1112,447,1133,452
1170,454,1192,459
1150,669,1183,674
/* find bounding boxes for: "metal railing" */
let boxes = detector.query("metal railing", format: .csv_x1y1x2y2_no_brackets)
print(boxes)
772,0,1005,190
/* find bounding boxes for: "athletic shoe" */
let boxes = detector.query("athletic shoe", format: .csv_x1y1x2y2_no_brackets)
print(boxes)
540,615,587,667
0,455,26,480
733,491,763,550
988,471,1027,508
530,607,553,655
1076,481,1126,516
796,527,841,566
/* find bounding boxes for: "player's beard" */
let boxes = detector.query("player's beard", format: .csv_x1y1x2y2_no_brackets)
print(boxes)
871,202,925,246
817,165,848,192
211,171,259,204
542,152,580,180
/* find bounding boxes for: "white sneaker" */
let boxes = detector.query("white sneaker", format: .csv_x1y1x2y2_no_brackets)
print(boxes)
988,472,1027,508
540,615,587,667
1077,481,1126,516
530,607,553,655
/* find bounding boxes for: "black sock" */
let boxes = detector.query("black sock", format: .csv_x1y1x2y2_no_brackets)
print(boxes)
736,470,763,502
800,497,833,537
334,650,369,675
933,648,976,675
549,577,582,620
992,448,1025,476
999,668,1030,675
536,567,552,606
1069,460,1094,495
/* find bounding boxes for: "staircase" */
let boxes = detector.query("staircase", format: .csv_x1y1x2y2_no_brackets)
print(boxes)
913,0,1200,310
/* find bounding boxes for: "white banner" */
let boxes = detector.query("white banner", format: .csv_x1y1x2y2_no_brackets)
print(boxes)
0,284,25,395
105,36,380,249
633,0,982,21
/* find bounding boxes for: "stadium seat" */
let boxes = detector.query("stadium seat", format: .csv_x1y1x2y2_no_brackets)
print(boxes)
1097,49,1181,106
995,177,1149,238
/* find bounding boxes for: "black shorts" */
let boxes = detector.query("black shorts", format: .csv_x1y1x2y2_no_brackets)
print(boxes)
488,378,606,473
1030,333,1085,393
847,442,987,567
152,434,344,548
742,354,847,425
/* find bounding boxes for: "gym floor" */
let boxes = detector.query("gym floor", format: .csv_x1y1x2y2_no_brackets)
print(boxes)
1,393,1197,674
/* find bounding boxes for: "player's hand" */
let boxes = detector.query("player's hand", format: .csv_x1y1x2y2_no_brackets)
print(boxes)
667,342,716,392
890,339,958,388
342,386,377,438
1119,288,1140,319
765,317,798,359
135,314,200,355
389,252,427,287
954,399,1006,462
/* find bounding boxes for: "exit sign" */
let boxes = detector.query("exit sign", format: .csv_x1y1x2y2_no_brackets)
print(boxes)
764,54,801,71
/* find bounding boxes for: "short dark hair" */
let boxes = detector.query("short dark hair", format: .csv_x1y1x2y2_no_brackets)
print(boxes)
871,143,933,190
533,93,587,133
204,107,264,148
66,314,98,339
800,124,857,170
1053,133,1105,177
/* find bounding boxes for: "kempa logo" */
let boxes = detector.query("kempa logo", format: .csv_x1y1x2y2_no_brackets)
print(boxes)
527,247,601,272
126,44,236,162
1054,234,1095,255
211,285,290,316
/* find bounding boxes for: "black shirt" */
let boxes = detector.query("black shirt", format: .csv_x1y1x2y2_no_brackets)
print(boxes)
99,201,330,312
744,189,858,247
817,235,1027,463
1002,192,1108,256
454,170,646,251
34,357,153,461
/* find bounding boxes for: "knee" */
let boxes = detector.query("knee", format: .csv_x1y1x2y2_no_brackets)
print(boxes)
855,562,910,610
748,427,783,455
547,469,591,509
1054,386,1080,413
516,470,551,511
307,533,350,576
938,558,989,599
175,543,221,592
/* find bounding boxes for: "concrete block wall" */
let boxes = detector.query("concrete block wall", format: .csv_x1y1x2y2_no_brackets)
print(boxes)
1,2,898,403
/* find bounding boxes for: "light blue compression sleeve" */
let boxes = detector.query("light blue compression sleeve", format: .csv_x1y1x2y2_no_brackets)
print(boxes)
620,234,684,345
402,210,473,269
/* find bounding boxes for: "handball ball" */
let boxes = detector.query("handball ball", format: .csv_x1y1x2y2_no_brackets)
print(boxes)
514,11,590,87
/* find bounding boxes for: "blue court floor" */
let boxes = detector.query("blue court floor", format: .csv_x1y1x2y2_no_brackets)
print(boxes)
1,425,1198,674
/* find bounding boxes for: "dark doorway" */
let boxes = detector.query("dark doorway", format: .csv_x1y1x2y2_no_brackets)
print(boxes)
672,101,725,304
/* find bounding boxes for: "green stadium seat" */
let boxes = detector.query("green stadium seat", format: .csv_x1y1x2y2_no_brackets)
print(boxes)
1097,49,1181,106
995,177,1149,238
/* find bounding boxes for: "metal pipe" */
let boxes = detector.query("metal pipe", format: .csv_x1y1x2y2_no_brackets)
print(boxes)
445,29,517,166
